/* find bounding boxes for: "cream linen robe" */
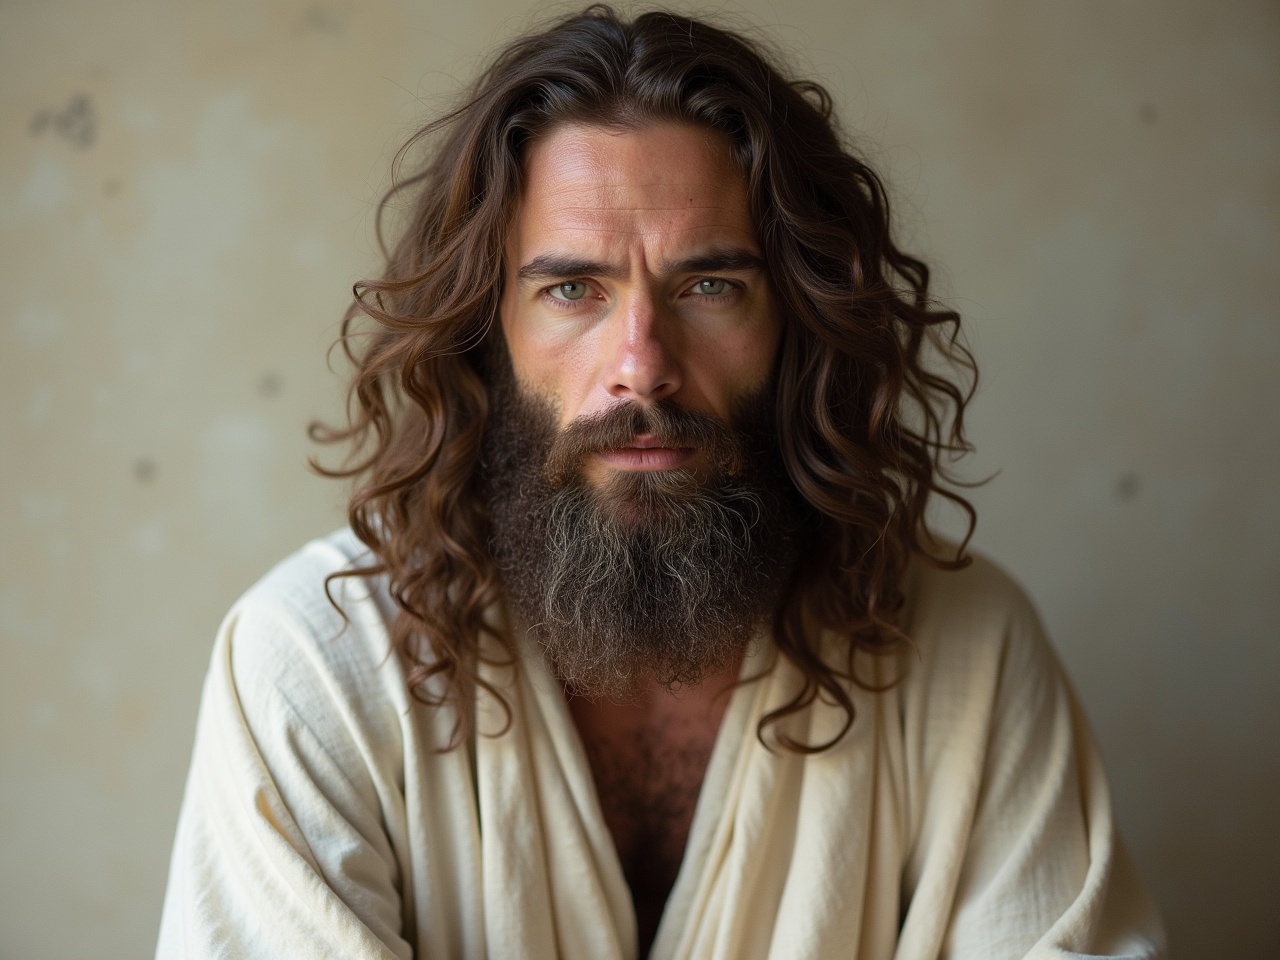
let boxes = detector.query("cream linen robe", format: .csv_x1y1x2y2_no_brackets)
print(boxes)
156,528,1165,959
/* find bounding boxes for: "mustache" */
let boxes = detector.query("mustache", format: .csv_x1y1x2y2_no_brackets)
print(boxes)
543,399,746,486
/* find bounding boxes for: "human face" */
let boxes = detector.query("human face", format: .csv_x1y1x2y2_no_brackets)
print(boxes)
498,121,781,488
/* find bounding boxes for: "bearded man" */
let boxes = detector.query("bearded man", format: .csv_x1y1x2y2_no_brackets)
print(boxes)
157,7,1165,959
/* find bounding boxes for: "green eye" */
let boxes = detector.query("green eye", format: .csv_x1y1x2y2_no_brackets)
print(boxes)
553,281,589,301
695,278,730,296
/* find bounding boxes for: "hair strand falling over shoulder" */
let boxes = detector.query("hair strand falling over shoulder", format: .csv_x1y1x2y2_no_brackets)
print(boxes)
308,4,978,752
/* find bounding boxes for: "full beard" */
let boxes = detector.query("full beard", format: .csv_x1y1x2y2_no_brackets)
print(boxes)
479,347,807,700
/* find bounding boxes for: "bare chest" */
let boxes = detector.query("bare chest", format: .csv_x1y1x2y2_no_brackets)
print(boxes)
573,713,722,953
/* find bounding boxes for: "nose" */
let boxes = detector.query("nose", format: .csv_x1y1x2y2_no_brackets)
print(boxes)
604,287,682,404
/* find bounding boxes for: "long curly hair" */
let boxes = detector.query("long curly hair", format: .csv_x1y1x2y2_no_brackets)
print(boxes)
310,5,977,750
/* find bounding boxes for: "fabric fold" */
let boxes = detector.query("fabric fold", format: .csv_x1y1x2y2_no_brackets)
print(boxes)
157,528,1166,960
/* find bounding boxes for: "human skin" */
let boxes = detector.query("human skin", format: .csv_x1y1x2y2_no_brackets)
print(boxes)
497,121,782,487
496,121,782,940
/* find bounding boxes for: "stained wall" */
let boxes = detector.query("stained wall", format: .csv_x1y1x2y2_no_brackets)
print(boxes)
2,1,1276,956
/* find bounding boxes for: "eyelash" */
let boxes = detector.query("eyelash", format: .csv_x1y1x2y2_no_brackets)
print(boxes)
540,278,742,309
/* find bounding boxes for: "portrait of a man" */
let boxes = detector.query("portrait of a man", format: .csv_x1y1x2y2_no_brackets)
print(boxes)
152,8,1166,957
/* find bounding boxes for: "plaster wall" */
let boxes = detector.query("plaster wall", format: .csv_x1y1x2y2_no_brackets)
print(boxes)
2,1,1276,956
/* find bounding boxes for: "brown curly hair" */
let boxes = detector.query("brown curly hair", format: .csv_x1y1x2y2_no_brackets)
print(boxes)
310,4,977,751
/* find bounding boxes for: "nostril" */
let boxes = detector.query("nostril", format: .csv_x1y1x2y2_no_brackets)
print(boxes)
607,324,682,401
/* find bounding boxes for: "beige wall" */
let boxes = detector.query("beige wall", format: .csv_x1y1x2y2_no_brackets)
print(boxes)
2,0,1276,956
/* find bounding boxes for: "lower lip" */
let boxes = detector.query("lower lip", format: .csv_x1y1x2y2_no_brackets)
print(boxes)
597,447,695,471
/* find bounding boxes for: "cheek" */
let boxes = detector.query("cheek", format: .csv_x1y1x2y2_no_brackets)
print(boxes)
735,324,782,381
498,305,598,423
693,312,782,402
497,289,549,388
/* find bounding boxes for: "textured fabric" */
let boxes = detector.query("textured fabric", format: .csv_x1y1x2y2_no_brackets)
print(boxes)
156,528,1166,959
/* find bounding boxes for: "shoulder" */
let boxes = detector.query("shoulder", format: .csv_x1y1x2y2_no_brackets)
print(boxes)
172,532,416,957
897,548,1062,723
233,526,387,632
902,548,1044,647
902,548,1050,663
215,527,404,729
893,549,1075,854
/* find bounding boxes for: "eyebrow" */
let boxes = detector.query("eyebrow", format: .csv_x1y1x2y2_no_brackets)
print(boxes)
668,249,766,276
517,255,622,283
515,247,766,284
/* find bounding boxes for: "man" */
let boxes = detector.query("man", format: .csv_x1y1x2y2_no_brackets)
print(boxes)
157,7,1165,959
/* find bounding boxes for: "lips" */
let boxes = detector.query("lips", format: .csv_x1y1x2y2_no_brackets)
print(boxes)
597,433,695,471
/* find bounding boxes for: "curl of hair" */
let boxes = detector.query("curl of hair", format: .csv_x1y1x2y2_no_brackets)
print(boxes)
310,4,977,752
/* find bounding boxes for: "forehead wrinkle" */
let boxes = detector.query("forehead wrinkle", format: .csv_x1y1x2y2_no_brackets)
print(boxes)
539,199,753,234
533,150,736,192
513,123,759,281
535,212,753,249
544,218,750,238
529,194,747,223
527,170,748,216
523,219,760,283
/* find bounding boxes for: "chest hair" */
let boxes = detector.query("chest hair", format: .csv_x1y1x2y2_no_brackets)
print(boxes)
579,720,720,951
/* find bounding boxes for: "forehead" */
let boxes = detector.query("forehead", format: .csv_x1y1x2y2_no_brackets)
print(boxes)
510,122,757,262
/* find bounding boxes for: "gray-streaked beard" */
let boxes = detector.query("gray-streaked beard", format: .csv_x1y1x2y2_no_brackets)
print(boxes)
480,351,806,701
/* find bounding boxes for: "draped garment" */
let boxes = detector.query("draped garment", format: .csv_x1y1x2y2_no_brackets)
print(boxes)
156,528,1165,959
